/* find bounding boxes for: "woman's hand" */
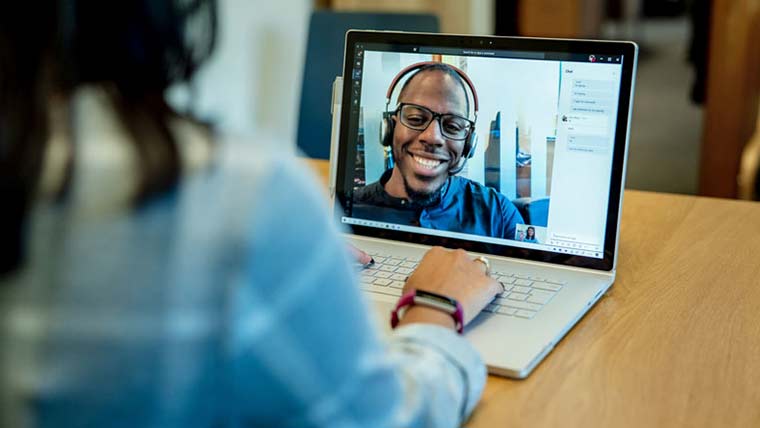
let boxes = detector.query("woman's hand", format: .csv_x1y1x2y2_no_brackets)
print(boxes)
347,244,374,267
399,246,502,328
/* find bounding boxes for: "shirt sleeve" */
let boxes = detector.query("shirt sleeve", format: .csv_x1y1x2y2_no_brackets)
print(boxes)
230,153,487,428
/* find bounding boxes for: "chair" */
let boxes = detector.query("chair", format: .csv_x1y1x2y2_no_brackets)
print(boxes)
296,11,439,159
512,197,550,227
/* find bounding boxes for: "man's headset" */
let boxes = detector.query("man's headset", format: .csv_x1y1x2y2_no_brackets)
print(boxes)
379,61,480,175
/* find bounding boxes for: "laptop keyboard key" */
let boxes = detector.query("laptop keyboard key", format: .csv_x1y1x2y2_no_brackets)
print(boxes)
374,271,392,279
507,292,529,301
497,276,516,284
502,300,542,312
484,303,499,313
515,309,537,319
389,281,405,289
496,307,517,316
533,282,562,292
395,267,413,275
514,279,533,286
390,273,407,281
373,278,392,286
527,290,555,305
512,286,531,294
362,284,402,297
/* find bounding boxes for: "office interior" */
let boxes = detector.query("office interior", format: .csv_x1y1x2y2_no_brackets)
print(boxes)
176,0,759,201
3,3,758,427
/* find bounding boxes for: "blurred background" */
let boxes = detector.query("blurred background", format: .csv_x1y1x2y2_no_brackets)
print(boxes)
170,0,760,200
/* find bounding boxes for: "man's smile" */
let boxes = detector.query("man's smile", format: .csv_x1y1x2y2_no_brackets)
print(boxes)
412,154,443,168
406,150,450,177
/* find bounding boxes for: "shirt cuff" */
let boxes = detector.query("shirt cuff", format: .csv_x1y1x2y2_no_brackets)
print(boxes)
390,323,487,421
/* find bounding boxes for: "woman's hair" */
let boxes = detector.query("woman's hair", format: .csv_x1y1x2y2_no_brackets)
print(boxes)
526,226,535,237
0,0,217,274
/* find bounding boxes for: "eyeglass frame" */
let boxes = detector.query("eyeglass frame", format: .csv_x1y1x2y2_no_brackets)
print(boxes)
392,103,475,141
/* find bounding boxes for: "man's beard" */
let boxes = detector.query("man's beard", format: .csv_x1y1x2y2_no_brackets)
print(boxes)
393,143,452,207
403,174,445,207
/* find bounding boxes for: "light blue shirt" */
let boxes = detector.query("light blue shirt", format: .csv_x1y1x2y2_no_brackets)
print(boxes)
1,141,486,428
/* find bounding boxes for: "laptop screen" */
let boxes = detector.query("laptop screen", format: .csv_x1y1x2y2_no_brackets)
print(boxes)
335,32,637,271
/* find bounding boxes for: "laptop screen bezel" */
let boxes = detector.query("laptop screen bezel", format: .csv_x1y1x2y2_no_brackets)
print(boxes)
335,30,637,272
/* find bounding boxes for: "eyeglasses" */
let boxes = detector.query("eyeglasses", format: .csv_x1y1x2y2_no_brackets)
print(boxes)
395,103,473,141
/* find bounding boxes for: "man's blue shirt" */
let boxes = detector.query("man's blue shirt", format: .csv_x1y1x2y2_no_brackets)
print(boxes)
353,169,524,240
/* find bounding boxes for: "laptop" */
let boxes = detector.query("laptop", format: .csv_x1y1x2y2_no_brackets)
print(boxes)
327,30,637,378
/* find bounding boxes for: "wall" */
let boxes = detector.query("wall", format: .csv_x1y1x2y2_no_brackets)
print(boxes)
168,0,312,144
517,0,604,38
331,0,495,34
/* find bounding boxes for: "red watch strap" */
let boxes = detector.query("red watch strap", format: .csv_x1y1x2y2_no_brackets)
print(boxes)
391,289,464,334
390,291,416,329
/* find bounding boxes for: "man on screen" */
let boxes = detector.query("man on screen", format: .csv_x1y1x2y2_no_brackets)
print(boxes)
353,62,524,239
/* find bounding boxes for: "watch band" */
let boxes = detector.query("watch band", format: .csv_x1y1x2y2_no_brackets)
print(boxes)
390,289,464,334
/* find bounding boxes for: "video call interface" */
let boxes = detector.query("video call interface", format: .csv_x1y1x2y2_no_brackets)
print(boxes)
341,42,624,259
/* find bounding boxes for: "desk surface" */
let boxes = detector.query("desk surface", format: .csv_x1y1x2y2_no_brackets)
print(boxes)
305,159,760,427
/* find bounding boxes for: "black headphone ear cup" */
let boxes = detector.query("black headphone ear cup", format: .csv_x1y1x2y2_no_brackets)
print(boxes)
467,127,478,159
380,112,395,147
464,128,477,159
448,128,477,175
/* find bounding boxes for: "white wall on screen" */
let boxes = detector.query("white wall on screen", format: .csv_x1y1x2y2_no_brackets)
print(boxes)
465,57,559,200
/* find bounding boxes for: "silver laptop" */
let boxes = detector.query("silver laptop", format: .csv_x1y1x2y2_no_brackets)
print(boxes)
327,31,637,378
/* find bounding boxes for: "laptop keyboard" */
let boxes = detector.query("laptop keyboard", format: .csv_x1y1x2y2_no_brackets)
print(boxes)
359,251,565,320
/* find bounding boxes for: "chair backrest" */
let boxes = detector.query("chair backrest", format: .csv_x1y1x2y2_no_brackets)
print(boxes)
512,197,550,227
296,11,439,159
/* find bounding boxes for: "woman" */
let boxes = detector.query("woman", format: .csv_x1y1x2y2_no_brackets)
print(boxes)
0,1,500,427
524,226,539,244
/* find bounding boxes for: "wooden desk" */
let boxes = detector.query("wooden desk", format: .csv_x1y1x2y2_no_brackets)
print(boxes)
305,159,760,427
